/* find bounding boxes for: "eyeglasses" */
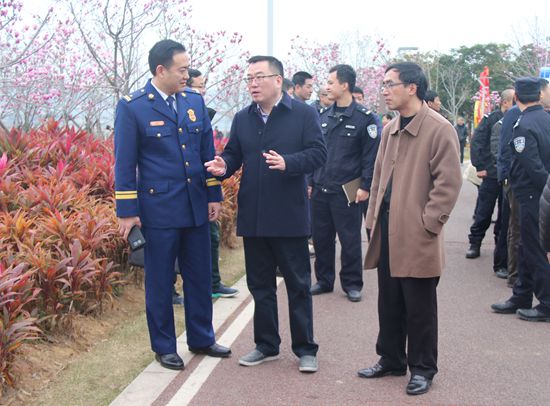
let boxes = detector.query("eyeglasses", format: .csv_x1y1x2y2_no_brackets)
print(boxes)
244,74,279,85
380,82,406,90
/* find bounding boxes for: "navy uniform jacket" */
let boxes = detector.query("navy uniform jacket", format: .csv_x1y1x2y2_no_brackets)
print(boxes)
221,92,327,237
313,100,381,193
114,79,222,228
497,105,521,182
471,109,503,178
509,105,550,200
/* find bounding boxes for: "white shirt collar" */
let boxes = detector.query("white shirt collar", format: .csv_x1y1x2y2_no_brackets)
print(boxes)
257,94,283,116
151,80,172,102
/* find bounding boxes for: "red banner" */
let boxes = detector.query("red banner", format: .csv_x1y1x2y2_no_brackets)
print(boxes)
474,66,490,128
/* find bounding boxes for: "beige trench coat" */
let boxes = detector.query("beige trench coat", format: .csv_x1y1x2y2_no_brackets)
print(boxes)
364,102,462,277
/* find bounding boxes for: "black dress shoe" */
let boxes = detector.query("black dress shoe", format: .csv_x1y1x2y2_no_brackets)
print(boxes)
310,283,332,295
357,363,406,378
189,343,231,358
491,300,529,314
517,307,550,322
494,268,508,279
406,374,432,395
465,244,480,259
346,290,362,302
155,353,184,370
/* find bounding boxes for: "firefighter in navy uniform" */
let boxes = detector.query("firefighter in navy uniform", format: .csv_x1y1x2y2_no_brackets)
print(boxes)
491,77,550,322
114,40,231,371
310,64,381,302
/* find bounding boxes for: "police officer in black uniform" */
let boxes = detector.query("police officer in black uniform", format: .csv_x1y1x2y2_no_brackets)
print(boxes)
491,77,550,322
310,64,380,302
465,96,510,259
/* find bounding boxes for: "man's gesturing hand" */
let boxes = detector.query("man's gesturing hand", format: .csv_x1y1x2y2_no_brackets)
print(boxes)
263,150,286,171
204,156,227,176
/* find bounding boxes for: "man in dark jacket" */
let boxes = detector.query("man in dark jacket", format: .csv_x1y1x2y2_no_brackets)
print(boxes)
491,77,550,322
454,117,469,163
205,55,326,371
466,89,514,260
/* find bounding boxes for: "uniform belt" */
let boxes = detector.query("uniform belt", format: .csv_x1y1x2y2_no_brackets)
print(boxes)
317,185,338,194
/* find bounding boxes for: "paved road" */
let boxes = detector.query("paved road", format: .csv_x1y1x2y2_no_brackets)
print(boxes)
114,178,550,406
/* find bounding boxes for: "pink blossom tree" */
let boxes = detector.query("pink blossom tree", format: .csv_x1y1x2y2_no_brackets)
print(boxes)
285,34,391,110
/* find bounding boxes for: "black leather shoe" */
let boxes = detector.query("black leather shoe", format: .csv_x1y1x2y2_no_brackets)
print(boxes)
517,307,550,322
310,283,332,295
406,374,432,395
189,343,231,358
155,353,184,370
346,290,362,302
357,363,406,378
491,300,529,314
465,244,480,259
494,268,508,279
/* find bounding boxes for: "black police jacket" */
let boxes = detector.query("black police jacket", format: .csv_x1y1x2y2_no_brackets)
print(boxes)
312,100,381,193
509,105,550,200
471,110,503,178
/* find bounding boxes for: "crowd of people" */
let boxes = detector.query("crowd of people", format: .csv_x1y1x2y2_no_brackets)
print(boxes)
462,79,550,324
112,38,550,398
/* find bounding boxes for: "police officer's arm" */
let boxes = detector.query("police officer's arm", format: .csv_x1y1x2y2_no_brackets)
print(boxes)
470,115,491,175
422,125,463,235
359,115,381,197
497,109,521,182
512,127,549,191
281,106,327,174
114,99,141,239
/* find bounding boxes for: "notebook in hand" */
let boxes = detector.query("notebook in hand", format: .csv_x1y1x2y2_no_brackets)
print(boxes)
341,177,362,206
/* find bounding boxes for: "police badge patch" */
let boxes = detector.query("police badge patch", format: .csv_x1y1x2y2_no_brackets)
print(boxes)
514,136,525,153
367,124,378,139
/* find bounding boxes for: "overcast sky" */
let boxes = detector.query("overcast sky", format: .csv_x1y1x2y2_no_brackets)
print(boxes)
188,0,550,57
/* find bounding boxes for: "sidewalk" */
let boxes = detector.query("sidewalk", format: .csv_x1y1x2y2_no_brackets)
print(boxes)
111,179,550,406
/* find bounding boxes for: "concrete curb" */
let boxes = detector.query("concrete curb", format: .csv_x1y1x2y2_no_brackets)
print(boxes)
110,275,254,406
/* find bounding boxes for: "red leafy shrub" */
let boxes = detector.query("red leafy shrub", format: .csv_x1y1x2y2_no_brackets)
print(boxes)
0,263,41,392
0,121,126,390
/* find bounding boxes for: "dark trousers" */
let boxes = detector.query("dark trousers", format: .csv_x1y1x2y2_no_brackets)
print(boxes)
506,184,520,285
143,224,214,354
459,140,466,164
376,207,439,379
311,189,363,292
243,237,318,357
468,177,501,248
493,184,509,271
510,195,550,314
210,222,221,289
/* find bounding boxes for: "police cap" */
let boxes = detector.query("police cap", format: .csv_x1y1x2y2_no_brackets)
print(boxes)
514,77,541,98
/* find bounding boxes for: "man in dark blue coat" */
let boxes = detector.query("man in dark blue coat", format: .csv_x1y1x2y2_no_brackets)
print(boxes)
205,55,327,372
114,39,230,371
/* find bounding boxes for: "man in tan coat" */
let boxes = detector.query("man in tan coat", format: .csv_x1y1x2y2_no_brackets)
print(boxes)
357,62,462,395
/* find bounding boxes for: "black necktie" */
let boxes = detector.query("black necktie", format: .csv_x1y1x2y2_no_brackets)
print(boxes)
167,95,177,119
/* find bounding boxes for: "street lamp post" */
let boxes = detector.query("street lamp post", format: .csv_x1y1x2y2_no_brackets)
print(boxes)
267,0,273,56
